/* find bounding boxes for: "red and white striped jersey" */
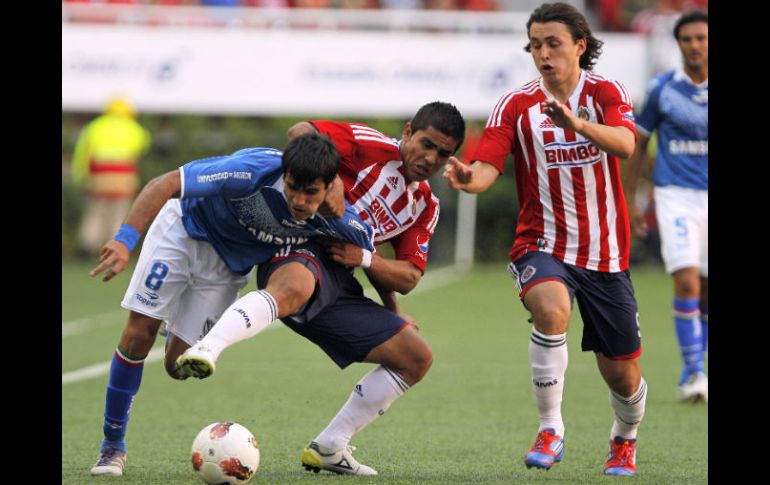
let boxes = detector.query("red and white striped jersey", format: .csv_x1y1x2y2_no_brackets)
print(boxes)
311,120,440,273
473,70,637,272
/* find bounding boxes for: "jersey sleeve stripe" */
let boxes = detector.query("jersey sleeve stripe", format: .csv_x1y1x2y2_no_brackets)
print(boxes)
487,90,516,128
487,80,541,128
426,197,439,233
351,125,392,138
352,134,400,148
351,125,399,144
611,80,631,104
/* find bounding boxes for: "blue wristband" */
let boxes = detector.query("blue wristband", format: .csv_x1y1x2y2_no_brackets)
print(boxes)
114,224,140,252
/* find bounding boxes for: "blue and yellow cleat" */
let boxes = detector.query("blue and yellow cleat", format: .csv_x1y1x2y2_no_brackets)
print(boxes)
604,436,637,476
524,428,564,470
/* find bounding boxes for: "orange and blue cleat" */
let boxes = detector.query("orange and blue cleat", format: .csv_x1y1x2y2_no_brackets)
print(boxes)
524,428,564,470
604,436,637,476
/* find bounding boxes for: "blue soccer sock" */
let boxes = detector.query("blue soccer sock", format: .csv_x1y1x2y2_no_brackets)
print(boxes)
700,303,708,357
101,347,145,452
673,297,704,385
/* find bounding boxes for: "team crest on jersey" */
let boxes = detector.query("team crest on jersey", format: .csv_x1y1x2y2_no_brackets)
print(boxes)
386,176,399,190
619,104,635,122
520,265,537,284
417,234,430,253
577,105,591,121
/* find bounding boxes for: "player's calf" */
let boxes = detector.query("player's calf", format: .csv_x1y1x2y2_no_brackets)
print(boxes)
365,325,433,386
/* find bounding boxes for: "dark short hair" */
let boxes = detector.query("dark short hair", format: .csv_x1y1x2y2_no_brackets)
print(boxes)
674,10,708,40
410,101,466,150
281,133,339,187
524,2,604,71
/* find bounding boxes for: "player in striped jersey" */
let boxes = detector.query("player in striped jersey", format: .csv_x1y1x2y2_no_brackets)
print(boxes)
444,3,646,477
626,11,708,403
176,102,466,475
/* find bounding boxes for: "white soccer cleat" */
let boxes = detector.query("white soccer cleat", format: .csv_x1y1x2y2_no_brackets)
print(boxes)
678,372,708,403
301,442,378,476
90,448,126,476
173,343,216,380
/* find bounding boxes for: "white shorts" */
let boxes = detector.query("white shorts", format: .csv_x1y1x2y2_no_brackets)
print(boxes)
654,185,708,277
121,199,252,345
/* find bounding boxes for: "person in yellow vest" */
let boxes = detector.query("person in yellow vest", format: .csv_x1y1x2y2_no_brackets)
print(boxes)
72,96,152,257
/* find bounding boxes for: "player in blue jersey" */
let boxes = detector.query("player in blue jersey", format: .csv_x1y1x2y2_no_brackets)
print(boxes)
626,10,708,403
88,133,375,477
175,102,466,475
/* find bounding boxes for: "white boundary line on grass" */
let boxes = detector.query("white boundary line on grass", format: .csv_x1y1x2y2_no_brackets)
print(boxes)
62,347,165,385
62,310,127,337
62,265,465,385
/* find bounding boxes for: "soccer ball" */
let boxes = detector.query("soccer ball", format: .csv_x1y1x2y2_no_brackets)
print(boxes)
191,421,260,485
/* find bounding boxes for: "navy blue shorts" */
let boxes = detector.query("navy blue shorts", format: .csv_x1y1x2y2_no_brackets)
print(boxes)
256,242,407,369
508,251,642,359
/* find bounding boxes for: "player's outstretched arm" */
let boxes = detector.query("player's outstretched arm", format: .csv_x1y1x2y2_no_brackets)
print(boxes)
443,157,499,193
624,133,652,239
90,170,182,282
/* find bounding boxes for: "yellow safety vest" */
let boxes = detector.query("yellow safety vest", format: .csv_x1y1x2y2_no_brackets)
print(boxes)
72,114,151,198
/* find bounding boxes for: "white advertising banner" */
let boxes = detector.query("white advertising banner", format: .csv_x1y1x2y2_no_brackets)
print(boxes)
62,25,648,118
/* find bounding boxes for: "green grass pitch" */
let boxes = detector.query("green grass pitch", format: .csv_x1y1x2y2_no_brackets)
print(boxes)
62,261,707,484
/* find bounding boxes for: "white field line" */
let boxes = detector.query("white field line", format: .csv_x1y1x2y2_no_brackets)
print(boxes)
62,347,165,385
62,265,466,385
62,310,127,337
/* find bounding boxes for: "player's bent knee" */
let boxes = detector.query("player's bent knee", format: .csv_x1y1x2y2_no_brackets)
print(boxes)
271,286,311,317
411,348,433,384
532,306,571,332
265,266,316,317
402,331,434,384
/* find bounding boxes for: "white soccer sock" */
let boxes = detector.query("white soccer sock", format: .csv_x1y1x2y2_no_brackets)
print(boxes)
314,365,409,452
198,290,277,360
609,377,647,440
529,329,568,437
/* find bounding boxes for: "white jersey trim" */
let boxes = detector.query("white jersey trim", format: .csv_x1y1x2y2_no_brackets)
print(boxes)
351,124,400,148
487,80,539,128
178,166,186,199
